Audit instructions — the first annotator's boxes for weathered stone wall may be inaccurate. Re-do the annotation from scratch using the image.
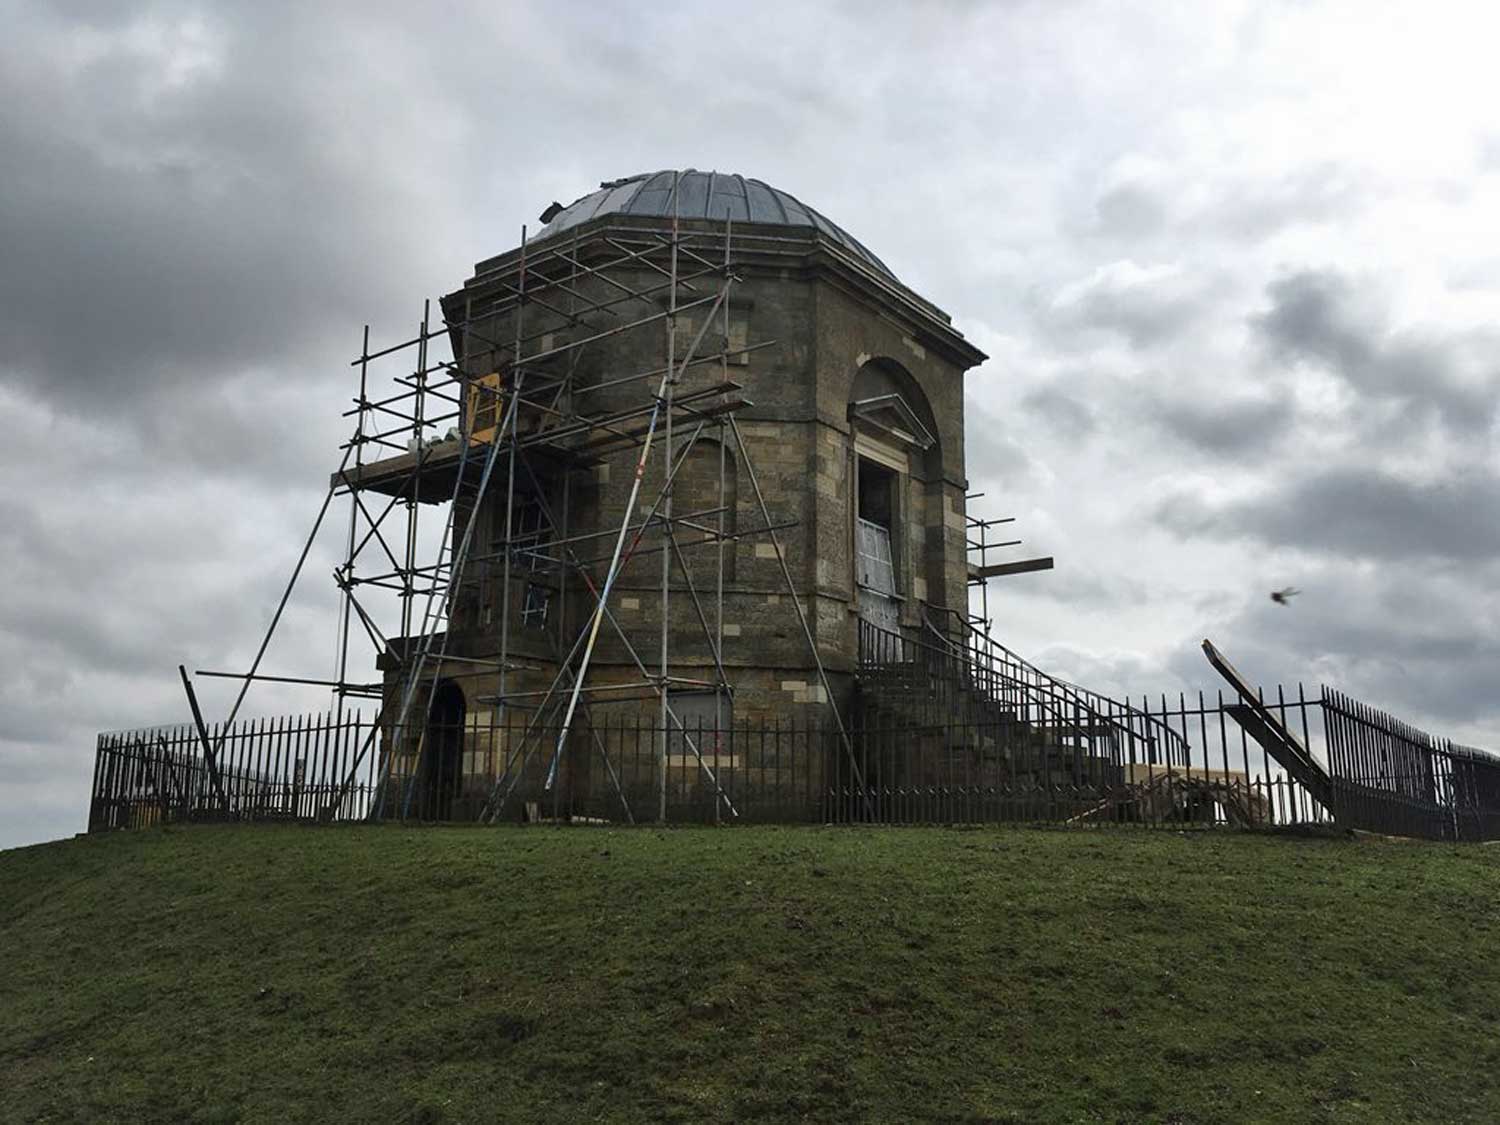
[382,213,984,813]
[810,277,974,619]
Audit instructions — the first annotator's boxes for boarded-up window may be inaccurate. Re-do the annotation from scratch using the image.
[466,372,505,443]
[856,519,896,595]
[666,691,736,771]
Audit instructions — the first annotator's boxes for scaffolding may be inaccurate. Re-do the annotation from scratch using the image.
[198,174,869,824]
[961,499,1053,639]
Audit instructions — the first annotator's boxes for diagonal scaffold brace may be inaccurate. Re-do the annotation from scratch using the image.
[728,412,873,818]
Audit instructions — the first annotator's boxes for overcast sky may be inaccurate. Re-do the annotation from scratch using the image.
[4,0,1499,849]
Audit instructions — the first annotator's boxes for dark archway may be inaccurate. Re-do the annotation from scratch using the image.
[422,680,466,820]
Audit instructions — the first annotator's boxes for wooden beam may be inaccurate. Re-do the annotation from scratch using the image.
[1202,639,1334,808]
[974,556,1054,580]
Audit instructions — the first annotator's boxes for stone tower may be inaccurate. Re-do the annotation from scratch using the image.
[356,170,986,817]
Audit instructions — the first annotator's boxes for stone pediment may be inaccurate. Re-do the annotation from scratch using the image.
[847,393,935,450]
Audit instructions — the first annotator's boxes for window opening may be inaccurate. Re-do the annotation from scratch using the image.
[855,458,898,594]
[855,457,902,646]
[494,493,553,574]
[857,457,894,529]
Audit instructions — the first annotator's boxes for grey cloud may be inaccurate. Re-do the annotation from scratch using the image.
[1209,164,1370,241]
[1089,163,1372,248]
[0,794,88,853]
[1164,565,1500,734]
[1020,369,1290,465]
[10,377,344,491]
[1025,644,1168,705]
[965,399,1037,487]
[996,566,1151,609]
[1045,262,1218,351]
[1092,182,1167,240]
[0,477,340,682]
[1148,393,1293,459]
[1252,269,1498,433]
[1254,270,1376,371]
[0,3,444,414]
[1021,386,1096,435]
[1156,465,1500,562]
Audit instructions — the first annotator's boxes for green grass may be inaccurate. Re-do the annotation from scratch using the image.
[3,825,1500,1123]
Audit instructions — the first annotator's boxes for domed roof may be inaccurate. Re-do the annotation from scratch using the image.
[535,170,895,281]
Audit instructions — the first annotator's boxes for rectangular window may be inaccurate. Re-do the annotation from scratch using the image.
[513,500,550,572]
[856,457,899,592]
[857,457,895,529]
[855,456,903,652]
[493,495,553,574]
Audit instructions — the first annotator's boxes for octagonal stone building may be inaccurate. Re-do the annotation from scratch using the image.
[356,170,988,818]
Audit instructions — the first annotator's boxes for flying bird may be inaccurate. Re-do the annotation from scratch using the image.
[1270,586,1301,605]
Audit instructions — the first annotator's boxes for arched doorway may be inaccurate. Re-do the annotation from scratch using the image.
[422,680,466,820]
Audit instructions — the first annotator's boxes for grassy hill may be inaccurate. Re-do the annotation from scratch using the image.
[3,825,1499,1123]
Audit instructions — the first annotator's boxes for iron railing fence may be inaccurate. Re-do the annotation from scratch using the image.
[1322,688,1500,841]
[859,615,1191,770]
[89,712,381,832]
[89,693,1336,832]
[89,683,1498,838]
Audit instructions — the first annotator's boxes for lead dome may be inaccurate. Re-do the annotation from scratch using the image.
[533,169,895,282]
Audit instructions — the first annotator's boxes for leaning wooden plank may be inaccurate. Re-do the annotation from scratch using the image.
[1203,639,1333,807]
[1223,702,1332,806]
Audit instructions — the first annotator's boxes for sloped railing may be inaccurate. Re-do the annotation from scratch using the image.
[851,607,1190,770]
